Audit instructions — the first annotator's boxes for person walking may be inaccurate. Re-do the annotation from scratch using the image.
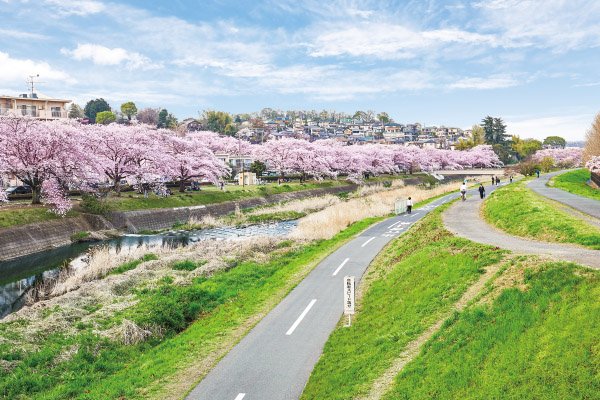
[536,169,540,178]
[491,175,495,186]
[478,183,485,199]
[496,176,500,185]
[509,175,513,183]
[406,197,413,214]
[460,182,467,201]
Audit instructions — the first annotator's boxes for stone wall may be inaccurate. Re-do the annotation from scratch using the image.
[0,215,110,262]
[108,185,358,233]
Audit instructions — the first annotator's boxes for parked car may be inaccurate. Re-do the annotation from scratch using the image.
[5,185,32,195]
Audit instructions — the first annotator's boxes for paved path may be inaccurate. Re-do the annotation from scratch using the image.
[443,183,600,269]
[527,170,600,219]
[186,193,458,400]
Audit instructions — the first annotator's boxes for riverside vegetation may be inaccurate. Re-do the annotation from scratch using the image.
[301,204,599,399]
[0,178,477,399]
[483,179,600,249]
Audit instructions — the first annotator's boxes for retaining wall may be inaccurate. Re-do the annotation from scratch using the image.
[0,214,111,262]
[108,185,358,233]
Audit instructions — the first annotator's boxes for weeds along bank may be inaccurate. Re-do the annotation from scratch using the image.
[483,179,600,249]
[301,205,600,400]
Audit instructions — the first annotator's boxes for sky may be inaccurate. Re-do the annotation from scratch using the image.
[1,0,599,140]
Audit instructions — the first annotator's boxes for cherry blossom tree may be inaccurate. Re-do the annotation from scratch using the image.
[161,133,229,191]
[531,147,583,168]
[0,117,92,213]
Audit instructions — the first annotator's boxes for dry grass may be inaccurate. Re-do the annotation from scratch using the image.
[291,181,461,240]
[3,236,286,348]
[248,194,341,216]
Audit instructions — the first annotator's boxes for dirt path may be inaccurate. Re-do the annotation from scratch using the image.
[360,260,505,400]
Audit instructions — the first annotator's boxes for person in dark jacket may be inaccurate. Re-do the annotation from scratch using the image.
[478,183,485,199]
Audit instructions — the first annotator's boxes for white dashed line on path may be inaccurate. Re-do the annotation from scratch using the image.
[234,394,246,400]
[332,258,350,276]
[361,237,375,247]
[286,299,317,336]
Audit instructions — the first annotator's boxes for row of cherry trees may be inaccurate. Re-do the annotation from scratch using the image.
[531,148,583,168]
[0,118,501,214]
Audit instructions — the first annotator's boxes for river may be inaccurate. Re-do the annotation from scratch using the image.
[0,220,297,318]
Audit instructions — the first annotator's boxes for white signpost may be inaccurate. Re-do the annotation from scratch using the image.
[344,276,355,327]
[394,199,407,215]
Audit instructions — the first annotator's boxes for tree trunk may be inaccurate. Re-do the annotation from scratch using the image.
[31,185,42,205]
[114,177,121,197]
[179,180,186,193]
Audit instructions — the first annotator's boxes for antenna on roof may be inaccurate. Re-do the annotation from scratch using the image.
[26,74,45,96]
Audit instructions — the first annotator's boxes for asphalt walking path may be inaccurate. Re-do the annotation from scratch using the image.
[527,170,600,219]
[186,193,458,400]
[443,182,600,270]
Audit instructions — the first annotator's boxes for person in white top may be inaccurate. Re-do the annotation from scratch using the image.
[460,183,467,201]
[406,197,413,214]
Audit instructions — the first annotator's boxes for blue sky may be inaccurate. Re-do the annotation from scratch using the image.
[1,0,599,140]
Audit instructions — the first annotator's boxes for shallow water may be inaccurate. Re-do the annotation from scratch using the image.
[0,220,297,318]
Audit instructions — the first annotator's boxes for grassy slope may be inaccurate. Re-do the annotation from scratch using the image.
[549,168,600,201]
[105,181,348,212]
[483,180,600,249]
[385,261,600,399]
[0,207,78,229]
[0,217,382,400]
[301,206,506,400]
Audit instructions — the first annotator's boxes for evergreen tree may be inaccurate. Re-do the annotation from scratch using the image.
[157,109,168,128]
[84,98,111,123]
[68,103,84,119]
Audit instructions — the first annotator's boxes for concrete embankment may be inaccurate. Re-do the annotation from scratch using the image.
[0,185,357,262]
[0,214,112,262]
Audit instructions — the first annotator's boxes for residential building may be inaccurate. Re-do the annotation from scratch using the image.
[0,92,70,119]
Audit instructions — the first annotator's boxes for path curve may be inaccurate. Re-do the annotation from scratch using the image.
[442,184,600,269]
[528,170,600,219]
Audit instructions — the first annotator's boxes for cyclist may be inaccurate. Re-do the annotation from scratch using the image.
[460,182,467,201]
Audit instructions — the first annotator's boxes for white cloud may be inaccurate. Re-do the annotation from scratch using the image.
[0,51,74,87]
[0,28,49,40]
[507,113,594,141]
[61,44,160,70]
[307,23,499,59]
[248,65,432,100]
[44,0,105,16]
[449,75,518,89]
[473,0,600,50]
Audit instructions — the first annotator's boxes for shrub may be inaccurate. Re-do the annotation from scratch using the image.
[70,231,90,242]
[80,194,111,215]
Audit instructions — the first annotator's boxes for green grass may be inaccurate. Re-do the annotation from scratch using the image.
[0,207,77,229]
[385,261,600,400]
[483,179,600,249]
[105,181,347,212]
[245,210,306,224]
[171,259,207,271]
[109,253,159,275]
[0,217,383,400]
[549,168,600,201]
[301,205,506,400]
